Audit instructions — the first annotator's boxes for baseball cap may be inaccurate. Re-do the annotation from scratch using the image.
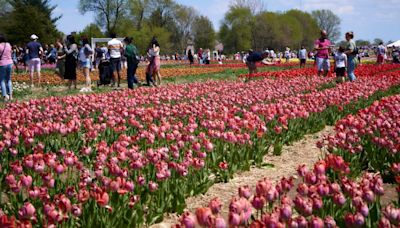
[30,34,39,40]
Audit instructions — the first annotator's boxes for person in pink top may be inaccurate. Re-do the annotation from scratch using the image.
[0,34,13,101]
[314,30,332,76]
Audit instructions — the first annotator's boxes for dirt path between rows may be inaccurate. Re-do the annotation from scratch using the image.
[150,126,335,227]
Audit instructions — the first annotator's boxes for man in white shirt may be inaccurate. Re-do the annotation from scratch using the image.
[108,33,123,87]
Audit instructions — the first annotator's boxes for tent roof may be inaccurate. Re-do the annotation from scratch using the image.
[387,40,400,47]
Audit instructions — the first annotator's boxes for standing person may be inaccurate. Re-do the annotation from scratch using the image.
[47,44,57,64]
[188,49,194,66]
[204,49,211,65]
[246,51,270,74]
[64,35,78,90]
[123,37,140,89]
[26,34,43,87]
[314,30,332,76]
[0,34,13,101]
[107,33,123,87]
[344,31,357,82]
[94,45,104,69]
[12,45,19,73]
[79,36,94,91]
[150,37,162,86]
[197,48,203,64]
[334,46,347,83]
[55,41,65,79]
[284,47,290,63]
[376,42,387,65]
[299,46,307,68]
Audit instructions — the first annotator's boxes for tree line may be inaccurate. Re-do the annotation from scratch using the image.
[0,0,388,55]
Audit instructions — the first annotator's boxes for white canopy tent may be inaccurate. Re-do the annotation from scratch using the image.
[387,40,400,47]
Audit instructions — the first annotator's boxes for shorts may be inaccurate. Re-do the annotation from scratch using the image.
[300,59,306,64]
[110,58,121,72]
[28,58,41,72]
[377,55,384,63]
[80,59,91,69]
[246,61,257,71]
[335,67,346,77]
[316,57,330,71]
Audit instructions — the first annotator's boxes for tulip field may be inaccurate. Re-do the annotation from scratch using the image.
[1,64,400,227]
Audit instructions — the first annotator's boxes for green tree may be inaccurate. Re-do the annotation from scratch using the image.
[251,12,280,50]
[219,6,253,53]
[286,10,320,49]
[3,0,61,44]
[355,39,371,47]
[77,23,105,40]
[192,16,216,49]
[79,0,127,36]
[373,38,384,45]
[311,9,341,42]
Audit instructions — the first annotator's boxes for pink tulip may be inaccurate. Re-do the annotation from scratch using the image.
[20,175,32,188]
[208,198,222,214]
[180,212,196,228]
[228,212,241,226]
[214,216,227,228]
[238,185,252,199]
[195,207,212,227]
[148,181,158,192]
[324,216,336,228]
[251,195,266,210]
[18,202,36,220]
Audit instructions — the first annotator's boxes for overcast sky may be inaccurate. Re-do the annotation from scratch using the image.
[52,0,399,42]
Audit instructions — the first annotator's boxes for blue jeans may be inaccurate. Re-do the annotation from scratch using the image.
[127,60,139,89]
[347,56,357,81]
[0,64,12,97]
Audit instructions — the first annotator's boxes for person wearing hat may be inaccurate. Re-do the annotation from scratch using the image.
[26,34,43,87]
[245,50,270,74]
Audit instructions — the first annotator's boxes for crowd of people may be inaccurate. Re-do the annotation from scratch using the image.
[1,29,400,101]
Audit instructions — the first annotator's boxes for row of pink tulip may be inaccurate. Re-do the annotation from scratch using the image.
[319,93,400,199]
[177,93,400,228]
[1,65,400,227]
[176,154,399,227]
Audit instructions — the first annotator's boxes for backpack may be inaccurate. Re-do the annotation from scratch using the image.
[84,45,93,57]
[353,46,359,55]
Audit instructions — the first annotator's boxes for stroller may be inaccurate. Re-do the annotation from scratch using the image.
[97,59,113,86]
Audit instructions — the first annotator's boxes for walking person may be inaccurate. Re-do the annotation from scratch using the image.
[79,37,94,92]
[26,34,43,87]
[334,46,347,83]
[64,35,78,90]
[299,46,307,68]
[107,33,123,87]
[344,32,357,82]
[123,37,140,89]
[376,42,387,65]
[314,30,332,76]
[0,34,13,101]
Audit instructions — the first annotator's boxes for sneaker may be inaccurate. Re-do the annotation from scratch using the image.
[4,95,10,101]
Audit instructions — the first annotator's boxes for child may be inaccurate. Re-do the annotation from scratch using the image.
[334,46,347,83]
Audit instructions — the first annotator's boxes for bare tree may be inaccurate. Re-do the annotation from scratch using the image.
[79,0,127,35]
[311,9,341,42]
[129,0,151,30]
[230,0,264,14]
[173,5,198,50]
